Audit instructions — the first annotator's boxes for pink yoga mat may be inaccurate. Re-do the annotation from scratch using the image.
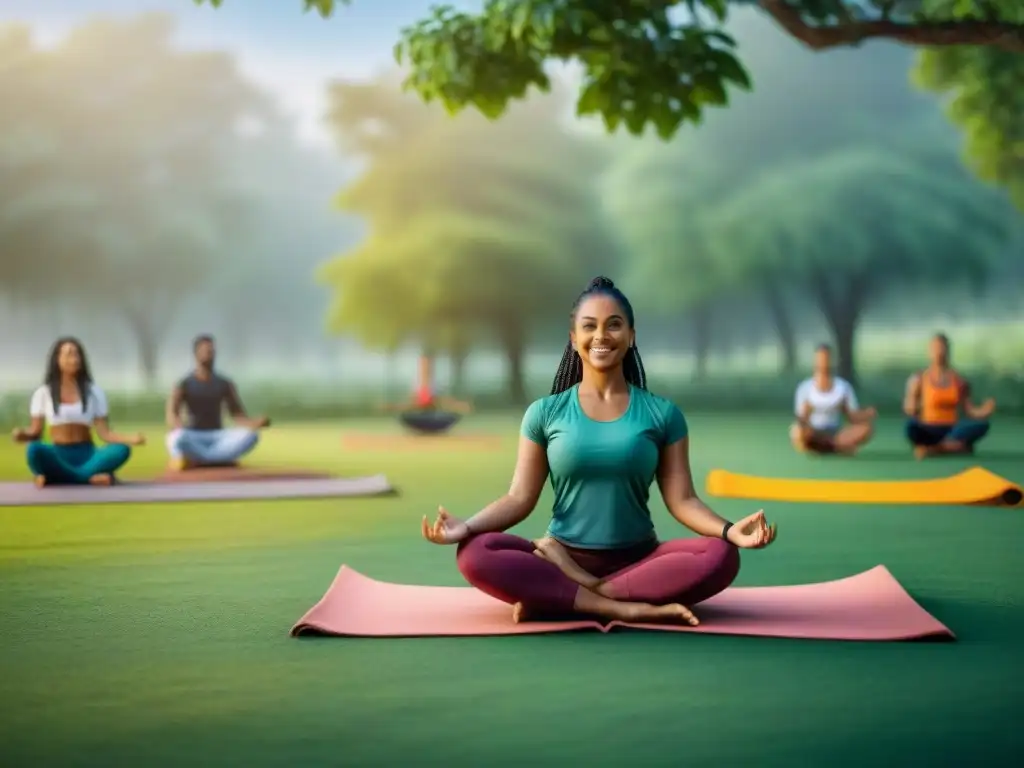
[291,565,954,642]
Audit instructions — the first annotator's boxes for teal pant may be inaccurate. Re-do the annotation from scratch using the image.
[26,441,131,485]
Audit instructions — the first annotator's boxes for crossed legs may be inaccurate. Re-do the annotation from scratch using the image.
[166,427,259,468]
[457,532,740,624]
[790,422,873,455]
[906,419,989,458]
[27,442,131,486]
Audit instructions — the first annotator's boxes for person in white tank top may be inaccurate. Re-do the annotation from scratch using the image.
[10,337,145,487]
[790,344,876,455]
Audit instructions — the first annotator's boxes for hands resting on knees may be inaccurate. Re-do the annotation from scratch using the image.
[422,506,778,550]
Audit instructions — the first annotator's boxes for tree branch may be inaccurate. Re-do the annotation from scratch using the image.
[758,1,1024,53]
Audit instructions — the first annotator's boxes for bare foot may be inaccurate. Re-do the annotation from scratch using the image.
[33,475,46,489]
[512,602,528,624]
[167,458,191,472]
[89,473,113,486]
[595,581,617,599]
[620,601,699,626]
[913,445,931,460]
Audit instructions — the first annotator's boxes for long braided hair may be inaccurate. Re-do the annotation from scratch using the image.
[550,276,648,395]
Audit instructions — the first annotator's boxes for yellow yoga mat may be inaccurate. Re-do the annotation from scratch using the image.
[705,466,1022,507]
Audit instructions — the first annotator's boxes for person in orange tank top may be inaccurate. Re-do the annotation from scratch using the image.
[903,333,995,459]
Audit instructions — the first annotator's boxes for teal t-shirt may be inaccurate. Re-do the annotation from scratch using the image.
[521,384,689,549]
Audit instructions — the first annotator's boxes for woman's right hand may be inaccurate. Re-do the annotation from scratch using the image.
[11,427,26,443]
[421,506,471,545]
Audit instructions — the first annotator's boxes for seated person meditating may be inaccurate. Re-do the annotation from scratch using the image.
[904,333,994,459]
[11,336,144,487]
[421,277,777,625]
[790,343,876,455]
[164,334,270,470]
[383,354,472,414]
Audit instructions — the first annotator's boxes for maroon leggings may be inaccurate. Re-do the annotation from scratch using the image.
[456,532,740,614]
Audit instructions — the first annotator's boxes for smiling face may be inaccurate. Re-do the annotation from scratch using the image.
[570,294,635,374]
[57,341,82,376]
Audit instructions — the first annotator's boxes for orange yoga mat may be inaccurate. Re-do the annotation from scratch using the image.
[290,565,954,642]
[706,466,1022,507]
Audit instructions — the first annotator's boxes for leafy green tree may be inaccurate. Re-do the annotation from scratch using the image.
[913,44,1024,211]
[0,25,98,296]
[320,77,615,402]
[705,146,1014,383]
[602,13,947,375]
[603,142,730,379]
[318,238,427,355]
[196,1,1024,205]
[43,14,271,386]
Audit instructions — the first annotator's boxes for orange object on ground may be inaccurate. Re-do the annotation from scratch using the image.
[705,466,1021,507]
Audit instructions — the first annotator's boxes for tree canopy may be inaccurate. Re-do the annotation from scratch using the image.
[195,1,1024,205]
[0,14,275,385]
[0,25,96,296]
[705,144,1015,382]
[912,45,1024,210]
[318,77,614,401]
[601,18,960,375]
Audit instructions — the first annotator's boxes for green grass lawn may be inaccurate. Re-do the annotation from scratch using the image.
[1,415,1022,767]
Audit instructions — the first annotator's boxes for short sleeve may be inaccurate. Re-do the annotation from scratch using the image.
[520,398,548,446]
[663,402,689,446]
[793,381,809,416]
[89,385,109,418]
[843,380,860,411]
[29,386,48,417]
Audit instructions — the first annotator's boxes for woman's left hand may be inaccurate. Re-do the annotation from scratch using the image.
[728,510,777,549]
[132,433,146,446]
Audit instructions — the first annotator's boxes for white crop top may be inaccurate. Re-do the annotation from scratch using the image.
[29,384,109,426]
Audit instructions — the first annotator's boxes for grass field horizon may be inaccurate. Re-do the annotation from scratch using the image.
[2,415,1022,766]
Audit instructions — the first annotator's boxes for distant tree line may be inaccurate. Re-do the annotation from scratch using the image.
[315,12,1020,399]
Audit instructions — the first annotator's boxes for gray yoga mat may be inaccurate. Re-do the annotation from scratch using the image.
[0,474,395,507]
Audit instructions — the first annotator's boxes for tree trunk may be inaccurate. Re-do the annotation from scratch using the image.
[762,279,797,374]
[449,345,468,395]
[808,267,872,386]
[690,305,712,380]
[497,322,527,404]
[122,305,162,391]
[383,351,396,402]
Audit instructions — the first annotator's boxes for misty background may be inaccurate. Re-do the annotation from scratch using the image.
[1,0,1021,413]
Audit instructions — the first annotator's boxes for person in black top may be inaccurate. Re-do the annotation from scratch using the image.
[164,334,270,470]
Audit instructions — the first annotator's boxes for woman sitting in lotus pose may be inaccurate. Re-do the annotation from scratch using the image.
[904,333,995,459]
[422,277,777,625]
[11,337,144,487]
